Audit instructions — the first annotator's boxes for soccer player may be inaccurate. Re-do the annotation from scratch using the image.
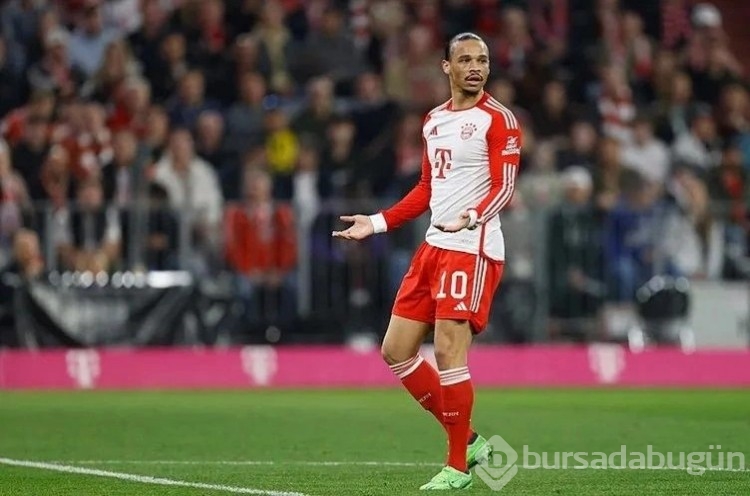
[332,32,521,490]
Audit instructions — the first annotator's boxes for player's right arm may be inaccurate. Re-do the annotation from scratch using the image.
[332,145,431,240]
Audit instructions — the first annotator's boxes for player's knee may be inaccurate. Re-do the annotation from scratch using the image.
[380,342,402,366]
[433,345,461,369]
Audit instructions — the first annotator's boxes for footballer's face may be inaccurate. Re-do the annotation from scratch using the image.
[443,39,490,96]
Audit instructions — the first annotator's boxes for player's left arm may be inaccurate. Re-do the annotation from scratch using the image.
[468,115,522,228]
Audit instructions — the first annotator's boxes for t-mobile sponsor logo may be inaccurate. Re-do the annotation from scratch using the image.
[240,346,278,386]
[65,350,100,389]
[587,343,626,384]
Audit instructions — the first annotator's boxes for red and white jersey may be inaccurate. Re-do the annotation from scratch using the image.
[370,92,522,261]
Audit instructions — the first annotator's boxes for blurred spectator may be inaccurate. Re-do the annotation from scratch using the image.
[10,114,49,201]
[153,128,223,273]
[58,176,121,272]
[292,76,338,146]
[2,228,45,279]
[383,24,444,108]
[0,228,44,344]
[556,120,599,170]
[302,6,364,94]
[101,130,144,206]
[190,0,233,103]
[531,79,575,140]
[494,191,537,343]
[166,70,220,129]
[653,70,694,143]
[0,37,23,117]
[385,111,423,199]
[350,72,400,195]
[292,143,323,232]
[57,101,113,181]
[25,6,61,68]
[251,0,295,95]
[716,83,750,152]
[529,0,568,63]
[264,107,299,197]
[597,64,636,143]
[491,7,534,82]
[320,115,359,198]
[672,103,721,173]
[224,168,297,322]
[706,139,749,221]
[154,126,222,221]
[39,145,71,209]
[143,104,170,160]
[685,3,743,103]
[620,115,671,184]
[107,76,152,138]
[605,172,664,301]
[593,136,624,211]
[648,48,679,104]
[127,0,169,78]
[121,183,180,270]
[660,0,693,50]
[148,31,189,101]
[195,110,233,172]
[81,38,141,102]
[2,89,55,146]
[102,0,143,34]
[1,0,45,47]
[26,28,85,99]
[518,140,564,210]
[67,0,118,78]
[547,166,605,335]
[229,34,265,99]
[619,10,655,91]
[0,140,30,267]
[225,72,267,155]
[662,167,725,279]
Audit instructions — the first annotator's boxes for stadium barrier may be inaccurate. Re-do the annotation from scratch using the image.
[1,345,749,389]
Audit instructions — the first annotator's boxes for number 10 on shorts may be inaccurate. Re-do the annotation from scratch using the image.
[436,270,468,299]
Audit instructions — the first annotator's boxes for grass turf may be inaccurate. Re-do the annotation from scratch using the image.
[0,389,748,495]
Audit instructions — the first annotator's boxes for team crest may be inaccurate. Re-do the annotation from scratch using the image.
[460,123,477,140]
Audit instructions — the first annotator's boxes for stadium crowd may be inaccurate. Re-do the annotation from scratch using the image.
[1,0,750,341]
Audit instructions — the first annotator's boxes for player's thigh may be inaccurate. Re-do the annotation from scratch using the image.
[381,315,432,365]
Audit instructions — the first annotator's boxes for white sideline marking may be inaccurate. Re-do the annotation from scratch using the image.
[53,460,750,473]
[0,457,308,496]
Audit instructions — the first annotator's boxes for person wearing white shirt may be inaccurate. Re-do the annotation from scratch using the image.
[620,116,671,184]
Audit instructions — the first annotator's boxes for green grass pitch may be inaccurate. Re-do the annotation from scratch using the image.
[1,389,749,495]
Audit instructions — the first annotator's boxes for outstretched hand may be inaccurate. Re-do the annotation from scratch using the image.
[332,215,375,240]
[434,211,472,233]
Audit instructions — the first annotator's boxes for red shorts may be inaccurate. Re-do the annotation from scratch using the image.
[392,242,504,333]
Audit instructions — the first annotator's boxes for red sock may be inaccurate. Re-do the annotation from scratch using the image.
[390,355,444,428]
[440,367,474,473]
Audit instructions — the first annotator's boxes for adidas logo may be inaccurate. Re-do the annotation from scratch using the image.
[453,302,468,311]
[429,126,438,136]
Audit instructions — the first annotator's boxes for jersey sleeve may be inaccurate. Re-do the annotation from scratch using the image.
[470,113,522,226]
[369,141,431,233]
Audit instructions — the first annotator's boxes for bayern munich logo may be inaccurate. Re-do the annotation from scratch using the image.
[460,123,477,140]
